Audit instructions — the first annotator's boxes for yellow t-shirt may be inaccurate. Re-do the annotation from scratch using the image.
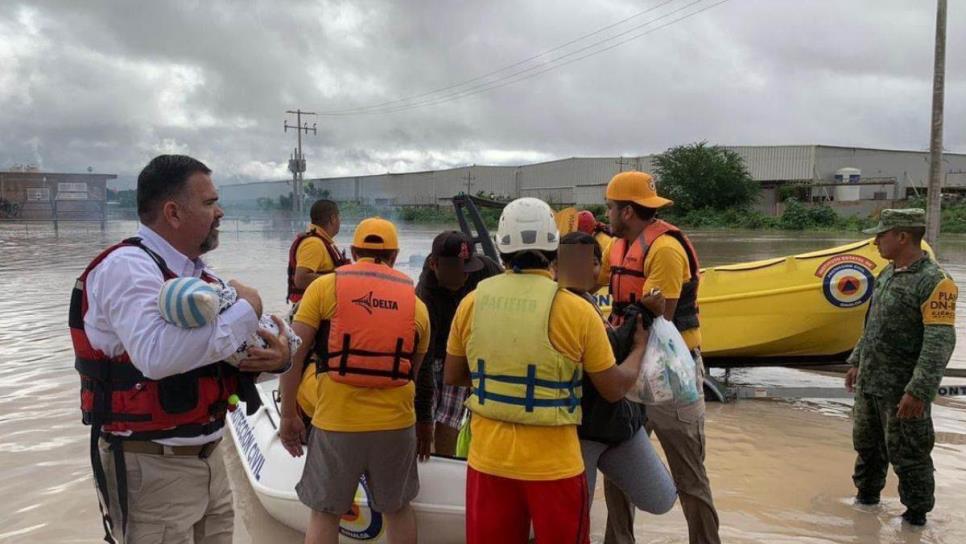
[447,270,615,481]
[595,231,614,289]
[294,259,430,432]
[641,234,702,350]
[295,225,337,273]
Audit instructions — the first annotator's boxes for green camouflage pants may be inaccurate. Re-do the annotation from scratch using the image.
[852,390,935,513]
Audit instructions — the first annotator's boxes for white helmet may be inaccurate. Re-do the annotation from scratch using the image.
[496,197,559,254]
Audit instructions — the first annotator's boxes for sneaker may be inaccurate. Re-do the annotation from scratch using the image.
[855,492,880,505]
[901,510,927,526]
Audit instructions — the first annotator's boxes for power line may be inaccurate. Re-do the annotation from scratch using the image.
[318,0,729,117]
[319,0,729,117]
[318,0,682,115]
[319,0,703,116]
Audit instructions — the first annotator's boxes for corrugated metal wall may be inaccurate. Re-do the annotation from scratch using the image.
[723,145,815,181]
[217,146,966,209]
[813,146,966,197]
[575,183,607,206]
[516,157,649,205]
[463,165,519,199]
[218,180,295,204]
[307,177,356,201]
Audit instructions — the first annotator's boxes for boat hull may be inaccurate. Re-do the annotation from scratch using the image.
[594,239,903,365]
[227,378,467,542]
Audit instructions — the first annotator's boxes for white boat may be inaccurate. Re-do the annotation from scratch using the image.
[227,377,467,543]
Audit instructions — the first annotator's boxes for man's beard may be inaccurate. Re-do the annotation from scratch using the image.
[200,225,219,254]
[610,215,627,237]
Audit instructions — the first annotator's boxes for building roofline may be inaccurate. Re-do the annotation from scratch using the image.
[719,143,966,157]
[222,144,966,187]
[0,171,117,179]
[813,144,966,157]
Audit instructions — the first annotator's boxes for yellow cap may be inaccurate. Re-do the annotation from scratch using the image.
[351,217,399,250]
[605,171,672,209]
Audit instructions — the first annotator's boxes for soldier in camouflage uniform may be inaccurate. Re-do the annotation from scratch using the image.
[844,208,958,526]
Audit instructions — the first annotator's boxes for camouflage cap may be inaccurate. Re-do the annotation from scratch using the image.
[862,208,927,235]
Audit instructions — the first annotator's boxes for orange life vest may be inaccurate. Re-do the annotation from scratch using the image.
[286,229,349,303]
[609,219,701,331]
[314,261,418,388]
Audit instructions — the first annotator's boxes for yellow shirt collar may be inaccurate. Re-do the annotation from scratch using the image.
[506,269,553,279]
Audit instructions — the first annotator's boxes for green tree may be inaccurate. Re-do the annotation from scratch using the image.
[305,182,330,200]
[278,192,293,210]
[779,198,811,230]
[652,142,759,213]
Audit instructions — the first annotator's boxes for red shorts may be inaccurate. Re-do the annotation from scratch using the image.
[466,466,590,544]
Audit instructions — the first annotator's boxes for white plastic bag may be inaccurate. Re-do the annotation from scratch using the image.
[625,317,700,405]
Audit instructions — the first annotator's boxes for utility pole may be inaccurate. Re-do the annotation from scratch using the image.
[616,156,635,172]
[464,167,475,195]
[926,0,947,243]
[284,109,317,216]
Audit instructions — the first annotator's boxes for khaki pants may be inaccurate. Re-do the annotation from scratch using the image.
[603,477,636,544]
[646,400,721,544]
[97,439,234,544]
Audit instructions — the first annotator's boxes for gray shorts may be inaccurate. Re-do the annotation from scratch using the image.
[296,425,419,515]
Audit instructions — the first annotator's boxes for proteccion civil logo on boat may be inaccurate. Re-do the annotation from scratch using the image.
[815,254,877,309]
[339,476,384,540]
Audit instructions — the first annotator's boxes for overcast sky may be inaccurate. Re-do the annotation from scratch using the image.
[1,0,964,188]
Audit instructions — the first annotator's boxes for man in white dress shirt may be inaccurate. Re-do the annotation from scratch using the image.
[70,155,290,543]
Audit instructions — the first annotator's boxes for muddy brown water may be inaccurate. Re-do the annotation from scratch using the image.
[1,220,963,543]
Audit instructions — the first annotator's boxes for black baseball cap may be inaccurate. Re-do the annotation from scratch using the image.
[430,231,484,272]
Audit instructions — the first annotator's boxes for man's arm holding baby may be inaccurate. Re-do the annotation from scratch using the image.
[88,252,285,379]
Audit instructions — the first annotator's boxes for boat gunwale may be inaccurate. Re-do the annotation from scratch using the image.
[227,389,468,520]
[703,239,874,274]
[792,239,872,260]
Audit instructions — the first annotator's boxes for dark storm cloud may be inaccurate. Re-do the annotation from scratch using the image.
[0,0,963,187]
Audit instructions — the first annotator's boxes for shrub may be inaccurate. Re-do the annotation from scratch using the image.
[779,199,812,230]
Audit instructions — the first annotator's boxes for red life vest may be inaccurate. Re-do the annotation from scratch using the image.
[608,220,701,332]
[314,261,418,388]
[70,238,238,440]
[286,229,349,303]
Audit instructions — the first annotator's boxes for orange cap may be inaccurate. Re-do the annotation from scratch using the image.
[605,171,672,209]
[352,217,399,250]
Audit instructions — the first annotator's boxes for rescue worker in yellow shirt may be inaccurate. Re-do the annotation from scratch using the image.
[279,217,431,544]
[286,199,350,423]
[286,199,349,305]
[605,171,720,544]
[444,197,657,544]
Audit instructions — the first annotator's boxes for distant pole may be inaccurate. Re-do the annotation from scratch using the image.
[926,0,947,243]
[616,156,634,172]
[465,167,475,195]
[285,109,317,216]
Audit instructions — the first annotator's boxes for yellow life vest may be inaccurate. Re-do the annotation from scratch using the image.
[465,273,582,426]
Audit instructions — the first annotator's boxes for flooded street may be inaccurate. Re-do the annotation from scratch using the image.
[1,220,964,543]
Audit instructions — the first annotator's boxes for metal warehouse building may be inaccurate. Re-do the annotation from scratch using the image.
[218,145,966,217]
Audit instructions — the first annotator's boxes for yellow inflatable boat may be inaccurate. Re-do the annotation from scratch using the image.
[594,238,914,366]
[697,239,891,364]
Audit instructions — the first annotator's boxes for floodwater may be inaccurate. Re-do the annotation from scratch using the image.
[1,219,964,544]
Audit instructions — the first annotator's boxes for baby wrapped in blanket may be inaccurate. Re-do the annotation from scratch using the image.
[157,277,301,365]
